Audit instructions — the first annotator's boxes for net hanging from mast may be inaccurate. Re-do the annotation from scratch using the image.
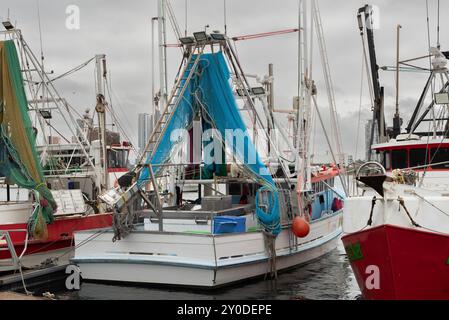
[139,52,281,235]
[0,40,56,240]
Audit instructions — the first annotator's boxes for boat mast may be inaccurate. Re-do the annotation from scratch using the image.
[393,24,402,138]
[296,0,312,194]
[95,54,108,191]
[151,16,158,131]
[157,0,168,115]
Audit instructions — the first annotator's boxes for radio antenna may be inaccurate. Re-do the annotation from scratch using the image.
[224,0,228,35]
[437,0,440,49]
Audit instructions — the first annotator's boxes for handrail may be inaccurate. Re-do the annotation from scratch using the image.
[356,161,387,180]
[0,228,29,265]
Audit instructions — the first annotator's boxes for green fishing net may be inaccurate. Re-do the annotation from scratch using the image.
[0,40,57,240]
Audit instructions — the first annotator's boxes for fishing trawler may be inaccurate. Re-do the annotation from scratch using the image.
[0,22,131,272]
[72,0,346,288]
[342,5,449,300]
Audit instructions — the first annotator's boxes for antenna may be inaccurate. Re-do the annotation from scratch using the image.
[184,0,188,37]
[224,0,228,35]
[36,0,47,116]
[393,24,402,138]
[437,0,440,49]
[36,0,44,60]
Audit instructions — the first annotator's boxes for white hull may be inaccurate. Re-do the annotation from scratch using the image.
[0,202,33,225]
[344,183,449,235]
[72,211,343,288]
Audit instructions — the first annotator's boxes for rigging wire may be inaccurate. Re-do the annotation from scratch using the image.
[425,0,435,98]
[355,48,365,160]
[104,77,138,155]
[419,120,449,186]
[48,57,95,83]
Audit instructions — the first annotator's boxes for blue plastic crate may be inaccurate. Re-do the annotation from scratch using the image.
[213,216,246,234]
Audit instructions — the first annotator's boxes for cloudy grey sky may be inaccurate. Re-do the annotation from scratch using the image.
[1,0,445,160]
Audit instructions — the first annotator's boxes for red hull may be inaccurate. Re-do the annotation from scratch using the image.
[342,225,449,300]
[0,213,112,260]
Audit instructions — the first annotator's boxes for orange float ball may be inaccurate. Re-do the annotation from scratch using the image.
[292,216,310,238]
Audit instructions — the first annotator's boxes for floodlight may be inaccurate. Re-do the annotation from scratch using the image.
[39,110,52,119]
[193,31,208,42]
[179,37,195,45]
[435,92,449,105]
[251,87,266,95]
[2,21,14,30]
[210,33,226,41]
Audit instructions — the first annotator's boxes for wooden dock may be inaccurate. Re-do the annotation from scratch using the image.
[0,291,46,300]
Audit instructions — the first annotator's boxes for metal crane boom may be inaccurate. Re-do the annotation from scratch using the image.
[357,4,387,155]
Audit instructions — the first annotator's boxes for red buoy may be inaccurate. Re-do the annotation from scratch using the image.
[292,216,310,238]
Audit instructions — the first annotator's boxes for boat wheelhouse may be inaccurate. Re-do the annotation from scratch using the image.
[372,136,449,172]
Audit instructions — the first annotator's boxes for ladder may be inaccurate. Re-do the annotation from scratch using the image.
[138,44,206,166]
[108,45,207,230]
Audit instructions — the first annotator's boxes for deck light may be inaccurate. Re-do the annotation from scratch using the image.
[179,37,195,45]
[193,31,208,42]
[434,92,449,105]
[39,110,52,119]
[251,87,266,95]
[210,32,226,41]
[2,21,14,30]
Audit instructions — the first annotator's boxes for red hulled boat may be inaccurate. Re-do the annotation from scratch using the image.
[343,5,449,300]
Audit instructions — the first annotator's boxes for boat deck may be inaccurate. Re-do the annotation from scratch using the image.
[0,249,70,290]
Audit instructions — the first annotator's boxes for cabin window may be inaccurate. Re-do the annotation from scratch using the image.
[391,149,408,169]
[431,148,449,169]
[409,148,428,168]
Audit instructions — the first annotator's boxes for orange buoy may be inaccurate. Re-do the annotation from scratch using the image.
[292,216,310,238]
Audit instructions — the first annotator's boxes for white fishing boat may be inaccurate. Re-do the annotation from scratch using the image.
[72,0,347,288]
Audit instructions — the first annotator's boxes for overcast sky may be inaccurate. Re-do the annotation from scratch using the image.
[0,0,445,160]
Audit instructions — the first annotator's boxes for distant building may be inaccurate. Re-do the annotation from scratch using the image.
[347,155,354,165]
[138,113,153,153]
